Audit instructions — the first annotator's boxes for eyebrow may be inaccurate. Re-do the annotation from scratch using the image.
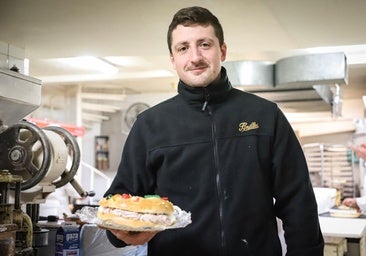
[174,37,215,49]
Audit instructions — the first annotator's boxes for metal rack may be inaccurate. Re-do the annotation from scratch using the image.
[303,143,356,199]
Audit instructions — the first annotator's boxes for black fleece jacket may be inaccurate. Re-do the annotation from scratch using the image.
[105,68,324,255]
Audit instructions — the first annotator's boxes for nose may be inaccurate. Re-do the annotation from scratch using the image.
[190,46,202,62]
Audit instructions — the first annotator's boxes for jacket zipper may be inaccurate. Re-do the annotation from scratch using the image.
[203,89,226,255]
[202,87,210,112]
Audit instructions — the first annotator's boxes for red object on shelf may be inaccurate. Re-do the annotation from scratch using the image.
[26,117,85,137]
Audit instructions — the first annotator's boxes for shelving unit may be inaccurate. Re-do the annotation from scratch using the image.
[303,143,356,199]
[95,136,109,170]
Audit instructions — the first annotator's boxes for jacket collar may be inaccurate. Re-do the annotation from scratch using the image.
[177,67,232,104]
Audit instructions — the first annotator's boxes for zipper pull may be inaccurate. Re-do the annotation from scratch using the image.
[202,101,208,111]
[202,89,209,111]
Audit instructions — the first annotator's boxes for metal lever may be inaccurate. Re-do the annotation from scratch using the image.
[69,178,88,198]
[69,178,95,198]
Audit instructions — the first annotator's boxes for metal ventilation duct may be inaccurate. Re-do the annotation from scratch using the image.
[223,52,348,113]
[275,52,348,87]
[223,60,274,90]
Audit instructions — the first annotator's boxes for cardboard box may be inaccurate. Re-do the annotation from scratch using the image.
[324,236,347,256]
[55,222,80,256]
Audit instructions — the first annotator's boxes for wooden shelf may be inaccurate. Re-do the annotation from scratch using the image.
[95,136,109,170]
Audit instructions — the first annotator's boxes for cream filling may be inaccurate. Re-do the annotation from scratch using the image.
[98,206,176,226]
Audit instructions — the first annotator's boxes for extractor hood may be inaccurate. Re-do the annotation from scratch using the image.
[223,52,348,114]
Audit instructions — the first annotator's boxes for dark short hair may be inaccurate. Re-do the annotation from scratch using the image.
[167,6,224,54]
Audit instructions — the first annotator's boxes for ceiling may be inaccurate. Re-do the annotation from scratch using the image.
[1,0,366,129]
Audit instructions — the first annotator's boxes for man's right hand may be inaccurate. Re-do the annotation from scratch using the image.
[108,229,158,246]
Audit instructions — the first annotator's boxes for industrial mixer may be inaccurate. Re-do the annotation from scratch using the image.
[0,67,89,255]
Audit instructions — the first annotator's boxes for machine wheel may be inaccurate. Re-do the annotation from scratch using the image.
[43,126,81,188]
[0,121,52,190]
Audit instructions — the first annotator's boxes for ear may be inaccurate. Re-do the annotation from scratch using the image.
[170,53,177,70]
[220,43,227,62]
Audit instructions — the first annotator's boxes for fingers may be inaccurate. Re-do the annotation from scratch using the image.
[351,143,366,160]
[342,198,355,207]
[109,229,158,246]
[342,198,360,211]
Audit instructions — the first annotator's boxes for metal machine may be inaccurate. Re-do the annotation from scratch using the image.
[0,69,89,255]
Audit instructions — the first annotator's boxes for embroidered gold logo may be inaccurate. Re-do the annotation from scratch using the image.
[238,121,259,132]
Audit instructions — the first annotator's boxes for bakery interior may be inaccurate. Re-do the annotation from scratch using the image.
[1,0,366,255]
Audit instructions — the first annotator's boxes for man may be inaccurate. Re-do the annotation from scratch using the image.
[342,142,366,211]
[104,6,324,255]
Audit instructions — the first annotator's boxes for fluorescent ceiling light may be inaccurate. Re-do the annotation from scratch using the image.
[39,69,174,84]
[104,56,151,67]
[56,56,119,74]
[81,93,126,101]
[82,112,109,121]
[82,102,122,112]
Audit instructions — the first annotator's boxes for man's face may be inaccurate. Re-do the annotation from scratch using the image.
[169,24,227,87]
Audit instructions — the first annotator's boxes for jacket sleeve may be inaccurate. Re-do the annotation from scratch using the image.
[103,117,155,247]
[356,197,366,212]
[271,108,324,255]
